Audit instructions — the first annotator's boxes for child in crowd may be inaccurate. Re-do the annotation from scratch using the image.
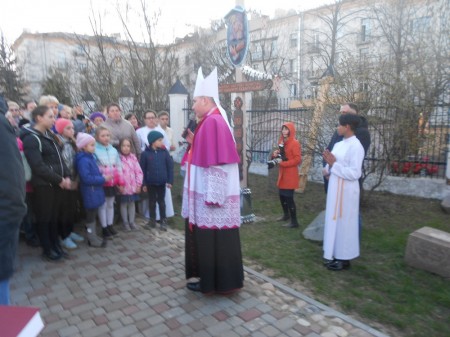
[118,138,143,231]
[75,133,108,248]
[94,125,123,239]
[55,118,84,249]
[140,131,173,231]
[89,112,106,136]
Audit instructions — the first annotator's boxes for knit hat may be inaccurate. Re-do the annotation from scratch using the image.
[90,112,106,122]
[76,132,95,150]
[55,118,73,134]
[147,130,164,146]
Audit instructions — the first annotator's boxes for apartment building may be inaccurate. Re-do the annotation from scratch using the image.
[12,0,447,107]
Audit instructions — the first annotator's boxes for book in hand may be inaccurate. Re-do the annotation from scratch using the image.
[0,305,44,337]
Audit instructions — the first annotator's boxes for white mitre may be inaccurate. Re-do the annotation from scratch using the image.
[193,67,233,133]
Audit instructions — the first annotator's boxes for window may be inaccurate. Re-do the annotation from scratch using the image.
[290,33,297,48]
[114,57,123,69]
[289,84,297,97]
[252,43,263,61]
[359,81,369,93]
[360,19,371,42]
[78,63,87,72]
[309,33,320,53]
[271,39,278,57]
[289,59,298,75]
[359,48,369,66]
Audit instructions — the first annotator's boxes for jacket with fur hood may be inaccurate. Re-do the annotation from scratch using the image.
[274,122,302,190]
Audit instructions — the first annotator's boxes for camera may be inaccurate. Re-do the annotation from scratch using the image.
[267,144,287,169]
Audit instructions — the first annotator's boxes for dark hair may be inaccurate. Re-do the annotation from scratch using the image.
[118,137,132,153]
[339,113,361,131]
[106,103,121,114]
[31,105,51,122]
[124,113,136,120]
[158,110,169,118]
[143,109,157,119]
[25,100,36,109]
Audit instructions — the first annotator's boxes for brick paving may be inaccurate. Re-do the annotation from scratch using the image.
[11,218,391,337]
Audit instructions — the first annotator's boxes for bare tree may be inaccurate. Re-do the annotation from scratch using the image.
[0,33,26,102]
[117,0,178,118]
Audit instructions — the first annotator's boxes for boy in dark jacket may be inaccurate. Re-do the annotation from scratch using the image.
[140,131,174,231]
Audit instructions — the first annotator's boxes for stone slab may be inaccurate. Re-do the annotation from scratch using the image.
[440,195,450,214]
[302,210,325,242]
[405,226,450,278]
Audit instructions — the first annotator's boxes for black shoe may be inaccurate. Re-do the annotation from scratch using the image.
[145,219,156,229]
[327,260,351,271]
[102,227,113,239]
[282,223,299,228]
[108,225,118,236]
[42,250,62,262]
[54,245,70,259]
[160,219,168,231]
[323,259,334,266]
[186,282,202,292]
[276,215,289,221]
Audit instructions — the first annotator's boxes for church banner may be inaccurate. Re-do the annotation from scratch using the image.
[225,6,249,67]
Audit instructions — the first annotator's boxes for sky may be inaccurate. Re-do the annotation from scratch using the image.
[1,0,332,45]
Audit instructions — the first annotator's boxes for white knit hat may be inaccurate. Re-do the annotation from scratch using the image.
[76,132,95,150]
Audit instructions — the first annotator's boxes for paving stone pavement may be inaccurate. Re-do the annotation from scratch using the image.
[11,218,391,337]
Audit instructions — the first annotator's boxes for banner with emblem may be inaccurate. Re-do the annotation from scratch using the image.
[225,6,249,67]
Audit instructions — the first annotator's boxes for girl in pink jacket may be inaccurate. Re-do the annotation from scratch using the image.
[118,138,143,231]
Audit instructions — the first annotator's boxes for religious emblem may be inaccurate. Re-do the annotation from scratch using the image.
[225,6,249,67]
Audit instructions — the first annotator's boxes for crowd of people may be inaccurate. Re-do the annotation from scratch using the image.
[3,96,177,265]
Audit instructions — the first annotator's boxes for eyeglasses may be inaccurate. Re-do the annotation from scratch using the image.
[9,109,20,112]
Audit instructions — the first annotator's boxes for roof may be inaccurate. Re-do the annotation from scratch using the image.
[168,79,189,95]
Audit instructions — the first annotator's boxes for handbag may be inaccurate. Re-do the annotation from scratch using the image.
[21,152,32,182]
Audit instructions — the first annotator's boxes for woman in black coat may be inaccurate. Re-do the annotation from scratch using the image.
[21,105,71,262]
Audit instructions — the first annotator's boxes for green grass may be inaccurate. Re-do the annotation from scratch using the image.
[169,164,450,337]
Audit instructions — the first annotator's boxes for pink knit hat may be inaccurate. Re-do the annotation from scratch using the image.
[55,118,73,134]
[76,132,95,150]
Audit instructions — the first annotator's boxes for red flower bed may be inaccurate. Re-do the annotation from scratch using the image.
[391,160,439,176]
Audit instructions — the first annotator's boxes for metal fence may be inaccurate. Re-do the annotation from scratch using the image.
[183,98,449,179]
[247,98,449,179]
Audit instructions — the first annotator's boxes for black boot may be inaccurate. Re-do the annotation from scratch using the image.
[277,195,289,221]
[102,227,113,239]
[283,197,299,228]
